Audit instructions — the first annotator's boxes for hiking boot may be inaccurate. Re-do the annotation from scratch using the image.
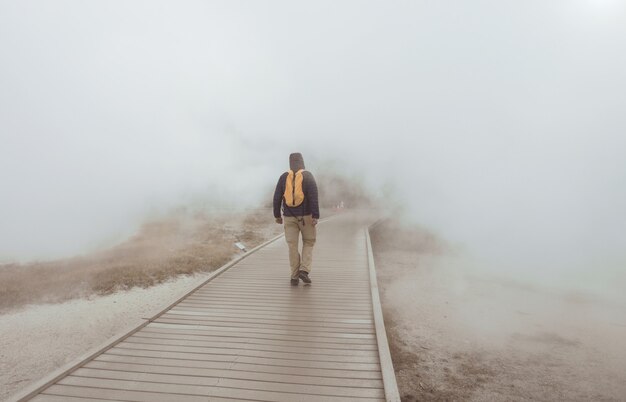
[298,270,312,285]
[290,278,299,286]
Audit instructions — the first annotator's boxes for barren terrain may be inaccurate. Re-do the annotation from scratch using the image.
[372,220,626,401]
[0,209,280,313]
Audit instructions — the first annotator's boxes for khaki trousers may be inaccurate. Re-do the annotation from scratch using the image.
[284,215,316,279]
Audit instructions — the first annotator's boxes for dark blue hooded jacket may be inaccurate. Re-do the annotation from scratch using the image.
[273,170,319,219]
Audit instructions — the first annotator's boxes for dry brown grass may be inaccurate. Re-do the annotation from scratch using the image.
[0,209,281,312]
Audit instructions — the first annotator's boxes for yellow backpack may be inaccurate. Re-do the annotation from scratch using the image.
[284,169,305,207]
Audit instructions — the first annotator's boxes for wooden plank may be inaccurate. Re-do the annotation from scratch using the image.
[196,288,371,297]
[114,341,379,363]
[30,395,113,402]
[167,310,373,323]
[154,316,375,334]
[174,302,373,316]
[221,257,368,262]
[106,346,381,371]
[210,268,370,274]
[42,385,207,402]
[168,297,373,310]
[124,338,378,356]
[178,300,373,313]
[190,291,373,302]
[200,276,372,282]
[71,368,385,398]
[168,305,374,320]
[201,282,371,290]
[95,353,232,370]
[180,295,372,305]
[58,377,383,402]
[196,288,371,295]
[179,301,373,313]
[185,297,372,308]
[146,322,376,340]
[85,360,384,389]
[133,331,379,350]
[166,308,372,319]
[206,281,372,288]
[107,346,235,362]
[164,312,373,326]
[140,326,378,346]
[124,335,379,356]
[186,293,373,304]
[95,354,383,379]
[156,315,373,331]
[203,277,371,285]
[166,309,374,325]
[178,295,372,306]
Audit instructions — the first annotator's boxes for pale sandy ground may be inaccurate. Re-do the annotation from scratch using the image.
[372,223,626,401]
[0,272,213,401]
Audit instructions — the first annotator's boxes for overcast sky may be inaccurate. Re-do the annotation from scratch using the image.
[1,1,625,297]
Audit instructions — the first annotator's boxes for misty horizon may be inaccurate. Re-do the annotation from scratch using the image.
[1,1,625,301]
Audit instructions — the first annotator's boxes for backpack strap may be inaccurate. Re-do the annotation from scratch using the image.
[282,170,306,226]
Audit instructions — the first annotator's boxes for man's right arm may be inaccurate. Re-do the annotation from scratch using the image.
[273,173,286,219]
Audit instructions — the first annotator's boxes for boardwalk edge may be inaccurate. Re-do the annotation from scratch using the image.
[366,224,401,402]
[8,231,286,402]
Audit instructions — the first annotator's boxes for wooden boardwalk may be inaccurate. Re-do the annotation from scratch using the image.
[13,214,399,402]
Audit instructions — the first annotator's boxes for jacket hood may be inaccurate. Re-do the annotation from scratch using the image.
[289,153,305,171]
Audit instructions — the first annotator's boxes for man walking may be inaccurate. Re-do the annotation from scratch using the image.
[273,152,319,286]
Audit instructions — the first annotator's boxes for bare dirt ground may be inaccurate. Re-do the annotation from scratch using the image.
[0,208,281,313]
[371,220,626,401]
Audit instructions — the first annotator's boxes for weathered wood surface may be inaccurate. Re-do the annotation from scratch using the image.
[17,214,399,401]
